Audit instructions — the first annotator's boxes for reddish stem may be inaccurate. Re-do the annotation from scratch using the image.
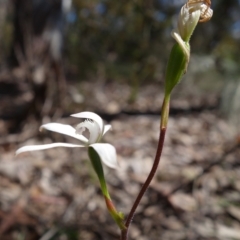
[120,97,169,240]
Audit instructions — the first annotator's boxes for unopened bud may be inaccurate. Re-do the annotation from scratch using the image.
[165,1,213,95]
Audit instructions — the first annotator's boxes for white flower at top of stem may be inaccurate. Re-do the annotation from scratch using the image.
[172,1,213,58]
[16,112,118,169]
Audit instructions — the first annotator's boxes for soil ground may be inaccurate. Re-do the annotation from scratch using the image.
[0,74,240,240]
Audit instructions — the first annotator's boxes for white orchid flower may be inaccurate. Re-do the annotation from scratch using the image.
[16,112,118,169]
[172,0,213,58]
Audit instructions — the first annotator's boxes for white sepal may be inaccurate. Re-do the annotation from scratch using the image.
[16,143,84,155]
[40,123,88,143]
[90,143,118,169]
[103,124,112,136]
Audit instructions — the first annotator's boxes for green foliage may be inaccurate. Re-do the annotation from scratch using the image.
[68,0,171,82]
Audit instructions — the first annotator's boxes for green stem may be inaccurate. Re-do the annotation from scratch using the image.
[161,94,170,129]
[88,147,125,230]
[88,147,110,198]
[121,95,170,240]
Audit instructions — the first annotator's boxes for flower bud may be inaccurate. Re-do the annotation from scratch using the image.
[165,1,213,95]
[177,3,201,42]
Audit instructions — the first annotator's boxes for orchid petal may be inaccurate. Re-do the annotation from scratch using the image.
[16,143,84,155]
[90,143,118,169]
[40,123,88,143]
[71,112,104,134]
[103,124,112,136]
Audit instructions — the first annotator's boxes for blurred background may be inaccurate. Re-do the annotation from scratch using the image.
[0,0,240,239]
